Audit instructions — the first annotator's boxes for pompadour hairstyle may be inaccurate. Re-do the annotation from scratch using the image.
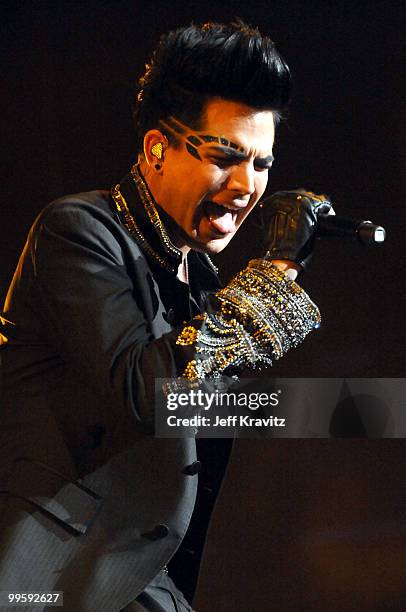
[133,20,292,153]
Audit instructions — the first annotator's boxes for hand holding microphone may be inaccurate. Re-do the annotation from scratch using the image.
[260,189,385,272]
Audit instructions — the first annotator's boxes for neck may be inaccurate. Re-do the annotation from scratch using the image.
[177,253,189,284]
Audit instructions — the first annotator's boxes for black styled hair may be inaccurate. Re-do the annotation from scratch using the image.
[133,20,292,153]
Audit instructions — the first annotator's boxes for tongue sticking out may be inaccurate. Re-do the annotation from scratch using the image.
[205,202,236,234]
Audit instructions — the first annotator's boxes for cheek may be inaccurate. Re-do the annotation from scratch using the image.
[255,173,269,198]
[201,163,230,188]
[190,168,227,203]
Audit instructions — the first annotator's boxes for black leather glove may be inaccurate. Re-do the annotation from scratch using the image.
[260,189,333,270]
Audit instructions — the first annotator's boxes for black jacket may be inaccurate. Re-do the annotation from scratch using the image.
[0,173,223,611]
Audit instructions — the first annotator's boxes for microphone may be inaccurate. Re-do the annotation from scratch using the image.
[317,215,386,245]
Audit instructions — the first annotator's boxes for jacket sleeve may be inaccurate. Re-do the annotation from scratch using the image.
[28,198,319,429]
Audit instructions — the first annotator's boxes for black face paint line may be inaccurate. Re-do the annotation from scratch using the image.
[183,133,246,162]
[186,135,203,147]
[185,142,202,161]
[159,117,247,163]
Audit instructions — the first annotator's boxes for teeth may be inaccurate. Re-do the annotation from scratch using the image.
[205,201,239,223]
[220,204,239,212]
[212,202,238,213]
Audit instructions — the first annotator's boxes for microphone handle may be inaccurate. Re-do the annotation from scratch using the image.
[317,214,386,245]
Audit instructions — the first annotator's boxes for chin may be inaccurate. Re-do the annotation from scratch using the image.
[201,236,234,255]
[184,228,236,254]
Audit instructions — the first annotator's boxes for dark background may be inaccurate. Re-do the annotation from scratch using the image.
[1,0,405,376]
[1,3,405,608]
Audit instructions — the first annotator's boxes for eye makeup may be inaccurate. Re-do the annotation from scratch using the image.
[159,116,273,169]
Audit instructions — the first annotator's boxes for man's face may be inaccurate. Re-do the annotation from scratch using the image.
[154,98,275,254]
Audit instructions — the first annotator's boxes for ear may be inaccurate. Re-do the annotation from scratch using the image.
[143,130,169,171]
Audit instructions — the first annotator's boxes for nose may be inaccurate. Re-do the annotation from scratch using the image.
[226,161,255,198]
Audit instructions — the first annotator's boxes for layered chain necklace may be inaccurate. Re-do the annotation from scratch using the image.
[111,164,181,274]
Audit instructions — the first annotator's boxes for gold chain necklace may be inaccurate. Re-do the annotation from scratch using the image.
[111,183,175,272]
[130,164,182,260]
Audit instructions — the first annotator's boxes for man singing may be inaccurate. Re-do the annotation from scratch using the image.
[0,21,331,611]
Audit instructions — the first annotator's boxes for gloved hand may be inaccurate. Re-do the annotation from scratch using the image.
[260,189,333,270]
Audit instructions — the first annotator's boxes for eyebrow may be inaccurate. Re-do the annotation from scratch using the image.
[206,145,275,168]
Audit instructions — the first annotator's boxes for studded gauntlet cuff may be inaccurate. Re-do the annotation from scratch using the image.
[175,259,320,384]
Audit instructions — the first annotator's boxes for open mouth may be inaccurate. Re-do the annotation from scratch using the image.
[203,201,239,235]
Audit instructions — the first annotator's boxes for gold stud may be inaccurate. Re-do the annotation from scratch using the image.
[151,142,164,160]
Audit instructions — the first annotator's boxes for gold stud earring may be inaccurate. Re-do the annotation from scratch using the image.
[151,142,164,160]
